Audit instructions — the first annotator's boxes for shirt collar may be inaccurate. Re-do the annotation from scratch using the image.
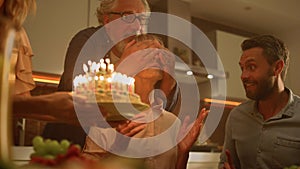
[281,87,295,117]
[252,87,295,119]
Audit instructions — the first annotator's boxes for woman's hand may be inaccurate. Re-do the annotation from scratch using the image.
[116,120,146,137]
[110,114,147,152]
[176,108,209,169]
[177,108,209,153]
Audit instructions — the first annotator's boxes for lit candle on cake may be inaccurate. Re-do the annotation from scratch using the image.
[83,63,89,76]
[73,76,79,91]
[100,58,104,64]
[105,58,110,72]
[129,78,135,93]
[108,64,114,73]
[105,58,110,65]
[73,75,88,94]
[99,59,105,72]
[91,62,97,73]
[111,72,119,92]
[88,60,92,66]
[94,75,99,90]
[100,62,106,72]
[106,77,112,90]
[112,73,120,92]
[96,63,100,73]
[98,75,105,92]
[82,75,88,90]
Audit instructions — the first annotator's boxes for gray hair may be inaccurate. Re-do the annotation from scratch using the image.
[96,0,150,25]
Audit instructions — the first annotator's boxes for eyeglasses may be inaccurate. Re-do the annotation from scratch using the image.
[108,12,150,25]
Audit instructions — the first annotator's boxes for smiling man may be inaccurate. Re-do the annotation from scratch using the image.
[219,35,300,169]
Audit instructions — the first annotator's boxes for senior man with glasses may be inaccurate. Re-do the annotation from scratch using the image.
[108,11,149,25]
[57,0,178,112]
[42,0,204,168]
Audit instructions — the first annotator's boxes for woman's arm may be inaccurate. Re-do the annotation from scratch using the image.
[13,92,80,124]
[176,108,209,169]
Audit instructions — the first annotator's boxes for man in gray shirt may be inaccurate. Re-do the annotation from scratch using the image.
[220,35,300,169]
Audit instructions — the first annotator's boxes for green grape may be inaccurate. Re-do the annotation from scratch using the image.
[33,141,45,152]
[35,144,47,156]
[31,136,47,157]
[44,139,52,145]
[60,139,71,150]
[32,136,44,148]
[43,139,54,154]
[48,140,64,155]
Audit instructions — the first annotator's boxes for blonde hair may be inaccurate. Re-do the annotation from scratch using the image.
[1,0,36,30]
[96,0,150,25]
[0,16,15,53]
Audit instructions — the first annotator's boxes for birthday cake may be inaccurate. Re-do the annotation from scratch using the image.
[73,58,149,120]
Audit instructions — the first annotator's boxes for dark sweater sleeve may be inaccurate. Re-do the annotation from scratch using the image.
[58,27,99,91]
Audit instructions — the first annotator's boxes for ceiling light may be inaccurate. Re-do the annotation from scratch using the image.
[207,74,214,79]
[186,70,193,76]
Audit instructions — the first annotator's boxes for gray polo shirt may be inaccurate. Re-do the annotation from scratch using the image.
[220,88,300,169]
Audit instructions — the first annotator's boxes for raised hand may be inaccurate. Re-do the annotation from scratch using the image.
[116,120,146,137]
[120,38,164,61]
[176,108,209,169]
[109,114,147,152]
[177,108,209,152]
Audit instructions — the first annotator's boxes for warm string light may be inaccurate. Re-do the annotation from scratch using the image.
[203,98,241,106]
[32,72,60,85]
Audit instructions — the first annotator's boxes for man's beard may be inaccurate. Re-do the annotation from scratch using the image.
[245,70,275,100]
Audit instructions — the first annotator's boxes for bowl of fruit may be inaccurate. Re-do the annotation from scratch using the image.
[24,136,146,169]
[26,136,96,168]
